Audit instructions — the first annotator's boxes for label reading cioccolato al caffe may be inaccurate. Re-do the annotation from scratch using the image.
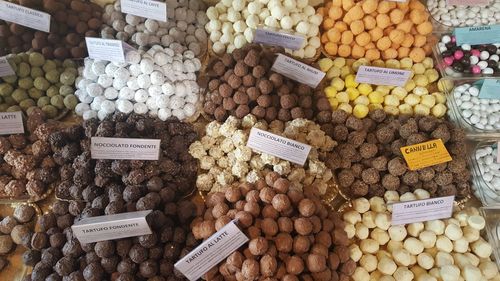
[91,137,161,160]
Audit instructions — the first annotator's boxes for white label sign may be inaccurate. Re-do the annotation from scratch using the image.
[271,54,325,88]
[0,0,51,32]
[85,38,134,63]
[391,196,455,225]
[0,57,15,77]
[175,221,249,281]
[247,128,311,166]
[355,66,412,87]
[91,137,161,160]
[254,28,305,50]
[121,0,167,22]
[0,112,24,135]
[72,210,152,244]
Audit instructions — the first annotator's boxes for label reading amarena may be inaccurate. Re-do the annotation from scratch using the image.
[271,54,325,88]
[454,25,500,45]
[0,1,51,32]
[479,79,500,99]
[447,0,489,5]
[400,139,452,171]
[253,28,305,50]
[355,66,412,87]
[0,112,24,135]
[247,128,311,166]
[72,210,152,244]
[175,221,249,281]
[85,38,130,62]
[91,137,160,160]
[391,196,455,225]
[0,57,14,77]
[121,0,167,22]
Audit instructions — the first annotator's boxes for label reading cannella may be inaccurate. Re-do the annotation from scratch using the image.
[391,196,455,225]
[175,221,249,281]
[246,128,311,166]
[400,139,452,171]
[454,25,500,45]
[271,54,325,88]
[91,137,161,160]
[0,56,15,77]
[0,112,24,135]
[121,0,167,22]
[0,0,51,32]
[253,28,305,50]
[355,66,412,87]
[72,210,152,244]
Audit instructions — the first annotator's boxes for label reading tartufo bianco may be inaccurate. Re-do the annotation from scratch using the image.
[91,137,161,160]
[391,196,455,225]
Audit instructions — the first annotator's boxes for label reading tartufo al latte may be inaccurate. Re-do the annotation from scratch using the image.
[91,137,161,160]
[0,112,24,135]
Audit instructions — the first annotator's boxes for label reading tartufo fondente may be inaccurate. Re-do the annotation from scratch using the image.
[246,127,312,166]
[391,196,455,225]
[0,56,15,77]
[175,221,249,281]
[91,137,161,160]
[0,0,51,32]
[271,54,325,88]
[121,0,167,22]
[253,28,305,50]
[72,210,152,244]
[355,66,412,87]
[454,25,500,45]
[0,112,24,135]
[85,38,134,62]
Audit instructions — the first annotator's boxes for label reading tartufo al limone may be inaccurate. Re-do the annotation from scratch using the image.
[391,196,455,225]
[91,137,161,160]
[0,57,15,77]
[355,66,412,87]
[121,0,167,22]
[85,38,132,62]
[454,24,500,45]
[175,221,249,281]
[246,127,312,166]
[72,210,152,244]
[271,54,325,88]
[478,79,500,99]
[0,0,51,32]
[400,139,452,171]
[253,28,305,50]
[0,112,24,135]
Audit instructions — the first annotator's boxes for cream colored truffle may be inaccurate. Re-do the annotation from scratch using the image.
[444,223,463,241]
[345,223,356,239]
[371,228,390,245]
[369,197,386,212]
[428,268,441,280]
[353,197,371,214]
[356,222,370,240]
[394,267,414,281]
[419,230,437,249]
[384,190,400,203]
[376,250,392,261]
[353,267,370,281]
[360,239,379,254]
[360,254,377,272]
[392,249,412,266]
[416,273,438,281]
[378,257,397,275]
[379,276,396,281]
[417,252,434,270]
[463,253,480,267]
[440,265,461,281]
[375,213,391,230]
[462,264,484,281]
[453,238,469,253]
[435,251,454,267]
[408,222,425,237]
[370,270,383,280]
[414,189,430,200]
[453,211,469,227]
[436,236,453,253]
[425,220,445,235]
[471,239,493,258]
[467,215,486,231]
[404,237,424,255]
[479,261,499,279]
[463,226,480,242]
[362,211,377,229]
[399,192,417,202]
[344,210,362,225]
[350,244,363,262]
[387,240,403,253]
[388,225,407,242]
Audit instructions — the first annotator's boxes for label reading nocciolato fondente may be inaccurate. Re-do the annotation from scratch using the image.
[91,137,161,160]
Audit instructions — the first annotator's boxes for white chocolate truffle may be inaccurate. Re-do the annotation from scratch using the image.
[435,251,454,267]
[392,249,412,266]
[408,222,425,237]
[355,223,369,240]
[388,225,407,242]
[462,226,480,242]
[479,261,499,279]
[344,223,356,239]
[360,254,377,272]
[360,239,379,254]
[462,264,483,281]
[425,220,446,235]
[369,197,386,212]
[353,198,370,214]
[386,240,403,253]
[394,267,414,281]
[343,210,362,225]
[352,267,370,281]
[371,228,390,245]
[362,211,377,229]
[445,224,463,241]
[375,213,391,230]
[436,236,453,253]
[417,252,434,270]
[404,237,424,255]
[377,257,397,275]
[440,265,460,281]
[350,244,363,262]
[419,230,437,249]
[467,215,486,230]
[453,238,469,253]
[471,239,493,258]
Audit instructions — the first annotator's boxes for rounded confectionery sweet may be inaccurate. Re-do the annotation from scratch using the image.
[0,0,102,58]
[437,34,500,76]
[324,109,470,199]
[345,192,500,281]
[192,173,354,281]
[427,0,500,27]
[319,0,434,62]
[474,144,500,204]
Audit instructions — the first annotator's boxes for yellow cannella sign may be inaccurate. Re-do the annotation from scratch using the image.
[400,139,452,171]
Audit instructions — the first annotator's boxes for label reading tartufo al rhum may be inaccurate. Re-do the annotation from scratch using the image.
[0,56,15,77]
[271,54,325,88]
[72,210,152,244]
[121,0,167,22]
[0,0,51,32]
[246,127,312,166]
[400,139,452,171]
[454,25,500,45]
[91,137,161,160]
[253,28,305,50]
[0,112,24,135]
[175,221,249,281]
[391,196,455,225]
[355,66,412,87]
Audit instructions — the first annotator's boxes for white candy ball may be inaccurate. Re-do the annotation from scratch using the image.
[116,99,134,114]
[133,102,148,114]
[158,108,172,121]
[75,103,90,116]
[104,88,119,100]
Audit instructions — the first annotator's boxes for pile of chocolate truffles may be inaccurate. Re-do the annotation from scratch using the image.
[323,109,470,199]
[0,0,102,58]
[203,45,316,122]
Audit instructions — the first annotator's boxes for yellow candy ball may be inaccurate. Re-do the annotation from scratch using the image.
[412,63,426,74]
[352,59,369,72]
[340,66,353,78]
[327,66,341,79]
[437,79,453,92]
[324,86,337,98]
[376,85,391,95]
[414,74,429,87]
[413,86,429,96]
[333,57,347,68]
[404,79,416,92]
[400,58,414,69]
[345,75,359,88]
[372,59,385,67]
[398,104,413,115]
[432,92,447,104]
[337,91,350,103]
[318,58,334,72]
[368,91,384,104]
[414,104,431,116]
[358,83,373,95]
[391,87,408,100]
[404,93,421,106]
[353,104,369,118]
[328,98,339,109]
[431,103,447,118]
[384,105,400,115]
[422,57,434,69]
[338,102,353,114]
[420,94,436,108]
[331,77,345,91]
[347,88,361,101]
[384,94,400,107]
[355,95,370,105]
[385,59,400,69]
[424,69,439,83]
[369,103,384,110]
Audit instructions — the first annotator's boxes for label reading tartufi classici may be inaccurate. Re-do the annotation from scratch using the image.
[478,79,500,99]
[121,0,167,22]
[271,54,325,88]
[0,57,15,77]
[85,38,131,62]
[72,210,152,244]
[0,112,24,135]
[175,221,249,281]
[91,137,161,160]
[253,28,305,50]
[355,66,412,87]
[0,0,51,32]
[246,128,312,166]
[391,196,455,225]
[454,25,500,45]
[400,139,452,171]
